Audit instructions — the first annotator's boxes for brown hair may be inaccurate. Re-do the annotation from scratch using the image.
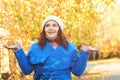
[38,26,68,49]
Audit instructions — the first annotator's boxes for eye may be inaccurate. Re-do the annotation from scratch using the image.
[45,24,50,27]
[53,24,57,27]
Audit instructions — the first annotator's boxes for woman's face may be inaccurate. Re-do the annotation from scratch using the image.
[44,20,59,40]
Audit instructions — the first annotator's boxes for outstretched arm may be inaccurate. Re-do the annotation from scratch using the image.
[71,46,99,76]
[3,44,34,75]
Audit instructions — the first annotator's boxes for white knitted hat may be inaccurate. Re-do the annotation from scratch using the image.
[42,15,64,31]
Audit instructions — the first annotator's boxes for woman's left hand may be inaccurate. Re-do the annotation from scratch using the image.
[82,46,100,53]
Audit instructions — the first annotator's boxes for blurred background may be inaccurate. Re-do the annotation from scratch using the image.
[0,0,120,80]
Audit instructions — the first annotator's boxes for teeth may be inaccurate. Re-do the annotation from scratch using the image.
[49,32,54,33]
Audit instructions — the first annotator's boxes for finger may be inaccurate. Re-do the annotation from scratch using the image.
[3,44,17,50]
[3,44,8,49]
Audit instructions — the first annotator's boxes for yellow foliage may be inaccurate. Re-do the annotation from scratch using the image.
[0,0,120,79]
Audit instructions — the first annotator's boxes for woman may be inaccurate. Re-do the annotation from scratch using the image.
[4,15,99,80]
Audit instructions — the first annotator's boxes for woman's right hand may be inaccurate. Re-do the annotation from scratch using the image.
[3,44,22,51]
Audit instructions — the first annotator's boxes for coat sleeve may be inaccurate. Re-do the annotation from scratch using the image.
[14,48,34,75]
[71,50,90,76]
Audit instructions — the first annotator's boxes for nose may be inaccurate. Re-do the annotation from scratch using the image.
[49,25,53,29]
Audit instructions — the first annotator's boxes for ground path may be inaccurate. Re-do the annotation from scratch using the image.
[79,58,120,80]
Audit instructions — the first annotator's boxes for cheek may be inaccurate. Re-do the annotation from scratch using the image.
[54,29,59,34]
[44,28,48,32]
[55,27,59,31]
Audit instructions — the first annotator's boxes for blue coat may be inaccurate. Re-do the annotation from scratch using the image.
[14,41,90,80]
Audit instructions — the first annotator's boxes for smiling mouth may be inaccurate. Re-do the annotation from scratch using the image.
[48,32,55,34]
